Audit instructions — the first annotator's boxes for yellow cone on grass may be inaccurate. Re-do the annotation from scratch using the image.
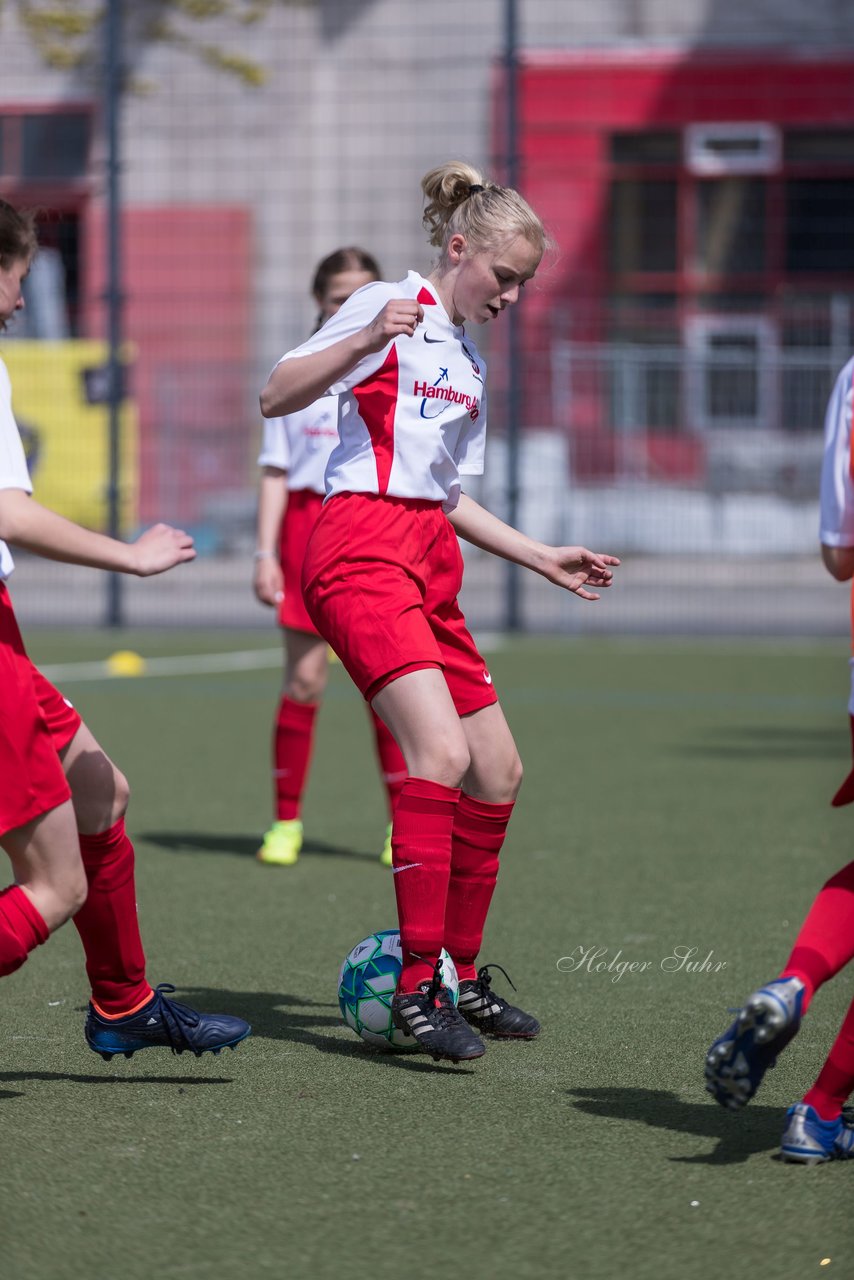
[105,650,146,677]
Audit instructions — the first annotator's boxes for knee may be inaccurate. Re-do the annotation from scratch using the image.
[72,761,129,834]
[506,753,524,799]
[468,749,523,803]
[489,753,523,802]
[111,769,130,822]
[284,673,326,703]
[416,742,471,789]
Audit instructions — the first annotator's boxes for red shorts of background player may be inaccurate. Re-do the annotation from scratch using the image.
[302,492,499,716]
[277,488,324,634]
[0,584,81,836]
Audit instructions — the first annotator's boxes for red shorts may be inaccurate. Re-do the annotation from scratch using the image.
[278,488,324,635]
[0,584,81,837]
[302,492,498,715]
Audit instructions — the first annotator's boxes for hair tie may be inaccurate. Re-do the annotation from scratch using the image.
[467,184,485,196]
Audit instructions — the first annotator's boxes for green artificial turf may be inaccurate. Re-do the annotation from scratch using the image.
[2,632,853,1279]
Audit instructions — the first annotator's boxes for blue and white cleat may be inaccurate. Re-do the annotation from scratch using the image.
[705,976,805,1110]
[781,1102,854,1164]
[85,983,251,1062]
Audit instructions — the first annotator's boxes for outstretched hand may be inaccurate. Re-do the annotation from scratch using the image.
[539,546,620,600]
[130,523,196,576]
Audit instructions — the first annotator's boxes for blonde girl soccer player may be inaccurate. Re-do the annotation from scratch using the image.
[0,199,249,1060]
[704,356,854,1163]
[261,162,619,1064]
[254,248,407,867]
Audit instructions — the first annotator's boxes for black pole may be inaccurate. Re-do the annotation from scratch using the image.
[504,0,522,631]
[104,0,123,627]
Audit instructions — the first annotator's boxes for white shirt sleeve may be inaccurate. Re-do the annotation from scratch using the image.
[0,359,33,495]
[275,281,399,395]
[819,358,854,546]
[456,385,488,477]
[257,416,289,470]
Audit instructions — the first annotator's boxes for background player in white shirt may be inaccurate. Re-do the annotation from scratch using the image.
[261,161,619,1064]
[0,199,249,1060]
[253,248,407,867]
[704,358,854,1162]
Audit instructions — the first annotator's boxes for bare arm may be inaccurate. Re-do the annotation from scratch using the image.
[259,299,423,418]
[822,543,854,582]
[0,488,195,576]
[253,467,287,606]
[448,492,620,601]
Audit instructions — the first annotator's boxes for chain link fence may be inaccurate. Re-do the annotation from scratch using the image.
[1,1,852,635]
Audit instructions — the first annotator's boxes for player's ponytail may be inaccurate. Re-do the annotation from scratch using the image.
[420,160,548,261]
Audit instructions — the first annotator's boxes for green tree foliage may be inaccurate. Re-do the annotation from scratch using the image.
[0,0,310,86]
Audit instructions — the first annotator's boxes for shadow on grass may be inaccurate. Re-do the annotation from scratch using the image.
[0,1071,234,1091]
[568,1086,783,1164]
[138,831,377,863]
[179,986,476,1077]
[676,725,845,761]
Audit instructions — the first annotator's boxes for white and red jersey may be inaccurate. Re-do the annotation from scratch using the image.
[258,397,339,495]
[820,356,854,548]
[0,357,33,580]
[275,271,487,512]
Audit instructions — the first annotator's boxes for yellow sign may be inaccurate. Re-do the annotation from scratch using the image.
[1,341,137,533]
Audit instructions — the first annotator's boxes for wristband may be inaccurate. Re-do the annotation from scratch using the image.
[253,549,276,560]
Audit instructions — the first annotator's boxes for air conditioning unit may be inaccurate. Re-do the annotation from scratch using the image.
[685,123,781,175]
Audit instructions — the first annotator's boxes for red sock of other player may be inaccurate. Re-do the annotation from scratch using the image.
[0,884,49,975]
[803,991,854,1120]
[443,794,514,982]
[369,708,407,817]
[781,861,854,1012]
[391,777,460,991]
[74,819,151,1016]
[273,696,318,821]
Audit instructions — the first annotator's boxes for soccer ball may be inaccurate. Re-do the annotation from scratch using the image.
[337,929,459,1051]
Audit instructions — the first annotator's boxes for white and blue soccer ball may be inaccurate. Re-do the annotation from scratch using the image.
[337,929,459,1051]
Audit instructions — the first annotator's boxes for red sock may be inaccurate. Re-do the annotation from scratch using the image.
[392,777,460,991]
[803,991,854,1120]
[444,794,514,982]
[369,708,407,817]
[273,696,318,821]
[781,861,854,1012]
[74,818,151,1015]
[0,885,49,976]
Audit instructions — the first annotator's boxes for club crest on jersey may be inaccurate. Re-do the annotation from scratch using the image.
[461,340,483,385]
[414,367,480,421]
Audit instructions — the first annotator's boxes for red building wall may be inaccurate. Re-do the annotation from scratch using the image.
[84,205,252,526]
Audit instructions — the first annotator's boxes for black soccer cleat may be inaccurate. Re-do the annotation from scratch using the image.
[85,983,251,1061]
[457,964,540,1039]
[392,968,486,1064]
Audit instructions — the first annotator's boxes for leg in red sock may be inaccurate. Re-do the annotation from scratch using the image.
[0,884,49,976]
[369,708,407,818]
[74,818,151,1016]
[781,861,854,1012]
[273,695,318,821]
[803,991,854,1121]
[445,794,540,1038]
[444,794,513,982]
[390,777,460,991]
